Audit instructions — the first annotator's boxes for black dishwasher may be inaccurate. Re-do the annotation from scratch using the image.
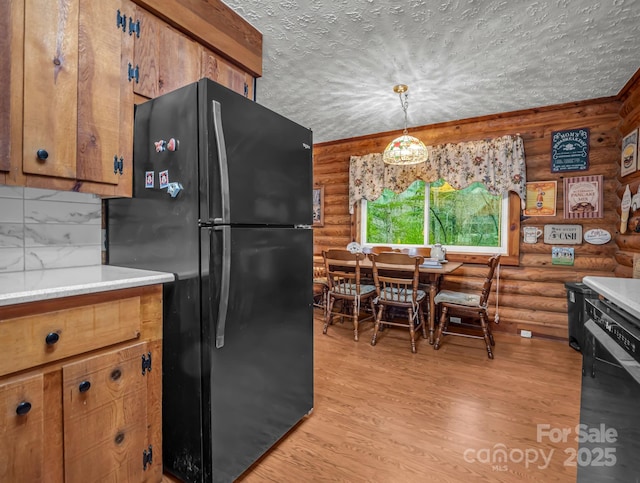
[578,298,640,482]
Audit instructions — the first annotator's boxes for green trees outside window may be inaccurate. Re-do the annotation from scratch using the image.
[363,180,504,249]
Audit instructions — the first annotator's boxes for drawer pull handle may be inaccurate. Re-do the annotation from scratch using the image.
[45,332,60,345]
[78,381,91,393]
[111,369,122,381]
[16,401,32,416]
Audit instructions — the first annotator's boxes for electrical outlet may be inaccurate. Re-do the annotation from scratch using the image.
[521,329,532,338]
[450,316,462,324]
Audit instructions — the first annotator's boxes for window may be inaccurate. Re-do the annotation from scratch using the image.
[360,180,509,254]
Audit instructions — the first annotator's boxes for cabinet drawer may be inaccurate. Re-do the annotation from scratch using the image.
[0,297,141,377]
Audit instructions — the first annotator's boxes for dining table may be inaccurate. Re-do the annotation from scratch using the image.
[313,255,462,344]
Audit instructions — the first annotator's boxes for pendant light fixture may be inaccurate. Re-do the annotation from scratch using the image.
[382,84,428,166]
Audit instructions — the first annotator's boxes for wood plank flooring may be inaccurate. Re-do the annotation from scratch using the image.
[167,310,583,482]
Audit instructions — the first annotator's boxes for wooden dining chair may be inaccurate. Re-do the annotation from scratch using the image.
[313,264,329,317]
[369,252,427,353]
[433,254,501,359]
[322,249,376,341]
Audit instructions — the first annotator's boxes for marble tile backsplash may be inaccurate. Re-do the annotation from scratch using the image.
[0,186,102,272]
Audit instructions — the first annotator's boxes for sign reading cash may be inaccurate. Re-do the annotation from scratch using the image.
[544,224,583,245]
[551,127,590,172]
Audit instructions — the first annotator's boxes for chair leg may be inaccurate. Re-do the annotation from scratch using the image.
[322,286,328,320]
[418,306,427,339]
[371,305,384,346]
[480,312,494,359]
[352,300,359,341]
[434,306,448,350]
[408,307,417,353]
[323,296,335,335]
[486,315,495,346]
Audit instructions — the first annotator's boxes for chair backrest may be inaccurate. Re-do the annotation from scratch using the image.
[366,245,396,254]
[322,249,367,296]
[398,247,433,257]
[479,254,501,307]
[369,252,424,304]
[313,265,326,280]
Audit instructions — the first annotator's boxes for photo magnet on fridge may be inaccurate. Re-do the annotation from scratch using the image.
[159,170,170,188]
[145,171,155,189]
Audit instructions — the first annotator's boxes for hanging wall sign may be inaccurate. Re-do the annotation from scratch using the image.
[544,224,582,245]
[551,128,590,172]
[584,228,612,245]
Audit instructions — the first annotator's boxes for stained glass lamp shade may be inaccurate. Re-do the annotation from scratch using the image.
[382,84,428,166]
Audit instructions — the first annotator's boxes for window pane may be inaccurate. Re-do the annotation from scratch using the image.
[366,181,425,244]
[429,180,502,247]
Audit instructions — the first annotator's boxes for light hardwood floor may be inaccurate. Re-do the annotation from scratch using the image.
[168,310,583,482]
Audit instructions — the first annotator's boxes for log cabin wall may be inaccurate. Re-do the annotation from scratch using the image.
[313,96,625,340]
[617,71,640,277]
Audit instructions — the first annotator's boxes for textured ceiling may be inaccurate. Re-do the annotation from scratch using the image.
[224,0,640,144]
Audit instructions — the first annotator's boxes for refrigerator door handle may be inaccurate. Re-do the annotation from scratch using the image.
[213,225,231,348]
[212,100,231,224]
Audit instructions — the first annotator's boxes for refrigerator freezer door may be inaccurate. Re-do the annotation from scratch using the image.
[202,225,314,482]
[199,78,313,226]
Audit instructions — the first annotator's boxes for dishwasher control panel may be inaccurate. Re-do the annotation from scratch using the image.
[586,298,640,361]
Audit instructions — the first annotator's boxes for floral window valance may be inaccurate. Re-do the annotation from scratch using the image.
[349,134,526,214]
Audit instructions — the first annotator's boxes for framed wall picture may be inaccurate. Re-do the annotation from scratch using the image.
[621,128,638,177]
[523,181,557,216]
[564,175,603,219]
[312,186,324,226]
[552,246,575,266]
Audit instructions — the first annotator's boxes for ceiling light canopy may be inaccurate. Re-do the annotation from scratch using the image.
[382,84,428,166]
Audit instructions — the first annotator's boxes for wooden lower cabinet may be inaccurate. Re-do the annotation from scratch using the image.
[0,373,45,481]
[0,285,163,483]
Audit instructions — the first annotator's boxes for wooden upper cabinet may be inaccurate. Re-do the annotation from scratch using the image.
[77,0,134,195]
[133,6,202,99]
[23,0,79,180]
[3,0,259,195]
[17,0,134,196]
[133,5,255,100]
[201,47,254,99]
[0,0,17,175]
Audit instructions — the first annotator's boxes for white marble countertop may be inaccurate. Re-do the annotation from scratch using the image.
[583,276,640,320]
[0,265,175,307]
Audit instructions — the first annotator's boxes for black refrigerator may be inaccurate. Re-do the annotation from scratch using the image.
[107,78,314,482]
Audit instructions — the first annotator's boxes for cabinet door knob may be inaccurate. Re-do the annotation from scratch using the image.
[78,380,91,393]
[45,332,60,345]
[36,149,49,161]
[16,401,32,416]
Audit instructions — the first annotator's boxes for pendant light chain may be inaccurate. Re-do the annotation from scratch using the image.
[399,91,409,135]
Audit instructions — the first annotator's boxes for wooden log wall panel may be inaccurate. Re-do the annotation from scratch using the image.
[617,70,640,272]
[313,96,625,340]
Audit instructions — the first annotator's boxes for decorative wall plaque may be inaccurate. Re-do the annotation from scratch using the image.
[564,175,603,219]
[621,129,638,177]
[583,228,612,245]
[551,128,590,172]
[523,181,557,216]
[543,224,582,245]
